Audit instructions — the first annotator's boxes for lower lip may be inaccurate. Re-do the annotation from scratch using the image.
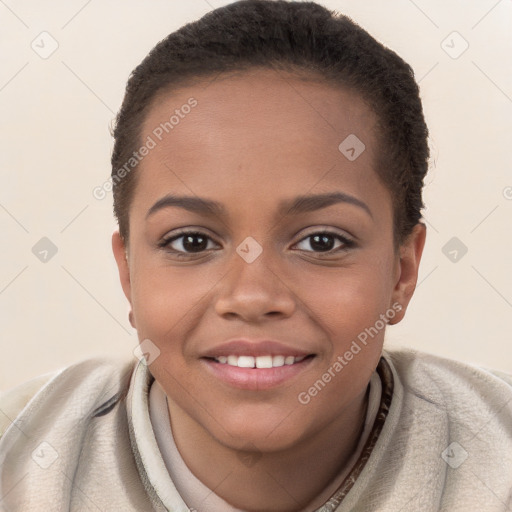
[201,357,315,390]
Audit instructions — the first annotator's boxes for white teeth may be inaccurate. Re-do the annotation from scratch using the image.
[237,356,255,368]
[214,355,308,368]
[272,355,285,367]
[255,355,273,368]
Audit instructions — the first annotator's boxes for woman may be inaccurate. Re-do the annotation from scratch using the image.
[1,1,511,510]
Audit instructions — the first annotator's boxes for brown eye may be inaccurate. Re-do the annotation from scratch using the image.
[160,231,219,256]
[294,231,354,253]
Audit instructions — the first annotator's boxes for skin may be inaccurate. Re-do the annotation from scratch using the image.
[112,68,426,511]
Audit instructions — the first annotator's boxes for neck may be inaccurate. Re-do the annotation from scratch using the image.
[167,385,370,512]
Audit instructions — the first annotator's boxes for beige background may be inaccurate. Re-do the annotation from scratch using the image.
[1,0,511,391]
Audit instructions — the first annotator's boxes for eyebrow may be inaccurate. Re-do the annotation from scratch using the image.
[146,191,372,219]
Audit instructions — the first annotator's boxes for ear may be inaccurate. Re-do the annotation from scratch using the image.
[389,223,426,325]
[112,230,136,328]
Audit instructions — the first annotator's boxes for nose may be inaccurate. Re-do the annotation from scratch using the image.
[214,246,296,323]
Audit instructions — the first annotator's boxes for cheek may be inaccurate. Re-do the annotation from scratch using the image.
[291,262,393,420]
[293,257,396,336]
[130,256,223,344]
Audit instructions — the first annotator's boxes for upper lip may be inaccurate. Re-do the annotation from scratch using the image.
[201,339,314,359]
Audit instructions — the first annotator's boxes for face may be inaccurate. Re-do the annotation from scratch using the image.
[113,68,425,453]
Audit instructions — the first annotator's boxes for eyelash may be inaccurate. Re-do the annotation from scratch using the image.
[158,229,355,258]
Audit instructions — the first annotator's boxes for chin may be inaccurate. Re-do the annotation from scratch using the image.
[208,406,310,453]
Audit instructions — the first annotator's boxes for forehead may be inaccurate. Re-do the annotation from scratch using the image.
[142,68,377,150]
[134,68,386,215]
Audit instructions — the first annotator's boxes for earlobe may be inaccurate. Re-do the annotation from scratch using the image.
[112,230,132,306]
[128,310,136,329]
[389,223,426,325]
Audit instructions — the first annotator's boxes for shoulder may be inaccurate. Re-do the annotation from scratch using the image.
[382,345,512,389]
[382,345,512,419]
[375,346,512,507]
[0,356,137,439]
[0,371,58,437]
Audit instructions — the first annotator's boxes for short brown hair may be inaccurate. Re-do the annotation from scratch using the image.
[111,0,429,245]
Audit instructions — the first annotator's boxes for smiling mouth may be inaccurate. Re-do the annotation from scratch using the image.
[202,353,316,389]
[207,354,314,368]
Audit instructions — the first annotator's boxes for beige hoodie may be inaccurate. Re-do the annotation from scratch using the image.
[0,347,511,512]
